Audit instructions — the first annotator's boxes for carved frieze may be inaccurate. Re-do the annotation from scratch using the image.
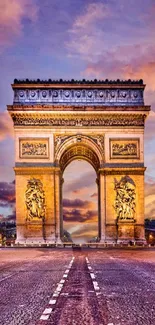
[91,135,104,155]
[110,138,140,159]
[19,138,49,159]
[54,135,70,154]
[13,88,144,106]
[12,113,145,127]
[114,176,136,222]
[25,178,45,221]
[54,134,104,156]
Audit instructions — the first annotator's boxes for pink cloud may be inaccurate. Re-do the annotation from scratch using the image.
[0,0,38,50]
[66,2,111,59]
[123,62,155,92]
[73,2,110,28]
[84,43,155,95]
[91,192,97,198]
[145,110,155,133]
[145,180,155,219]
[0,111,14,141]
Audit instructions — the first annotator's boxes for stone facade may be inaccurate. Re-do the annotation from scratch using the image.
[8,79,150,244]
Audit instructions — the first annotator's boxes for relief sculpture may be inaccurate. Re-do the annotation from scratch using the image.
[112,143,137,156]
[20,138,49,158]
[13,114,145,127]
[54,134,104,156]
[25,178,45,221]
[110,139,139,159]
[114,176,136,222]
[22,142,47,156]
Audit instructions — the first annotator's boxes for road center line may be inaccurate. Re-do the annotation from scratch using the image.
[39,256,74,321]
[86,257,101,295]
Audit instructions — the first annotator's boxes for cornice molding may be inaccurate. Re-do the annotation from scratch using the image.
[7,104,151,112]
[99,167,146,175]
[14,166,61,175]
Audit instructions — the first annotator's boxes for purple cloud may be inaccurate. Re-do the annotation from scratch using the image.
[0,0,38,52]
[63,208,98,223]
[64,170,96,193]
[63,198,94,209]
[0,181,15,208]
[0,111,14,141]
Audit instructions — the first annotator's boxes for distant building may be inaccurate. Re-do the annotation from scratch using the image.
[145,219,155,244]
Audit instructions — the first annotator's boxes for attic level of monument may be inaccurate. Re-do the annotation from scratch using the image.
[11,79,146,108]
[8,78,150,245]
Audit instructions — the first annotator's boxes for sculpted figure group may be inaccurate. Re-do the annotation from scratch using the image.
[114,176,136,221]
[25,178,45,221]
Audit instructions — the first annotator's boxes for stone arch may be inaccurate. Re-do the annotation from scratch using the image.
[59,144,100,173]
[55,135,103,172]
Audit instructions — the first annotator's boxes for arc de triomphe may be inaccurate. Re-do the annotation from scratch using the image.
[8,79,150,245]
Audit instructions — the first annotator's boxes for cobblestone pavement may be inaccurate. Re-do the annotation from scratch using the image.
[0,248,155,325]
[0,248,73,325]
[37,252,108,325]
[87,249,155,325]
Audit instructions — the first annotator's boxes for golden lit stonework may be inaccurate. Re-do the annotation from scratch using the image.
[8,79,150,245]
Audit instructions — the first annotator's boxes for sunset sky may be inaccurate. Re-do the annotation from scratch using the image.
[0,0,155,242]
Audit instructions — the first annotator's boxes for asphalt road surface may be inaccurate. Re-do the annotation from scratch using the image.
[0,248,155,325]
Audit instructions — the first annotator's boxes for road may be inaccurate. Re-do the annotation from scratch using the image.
[0,248,155,325]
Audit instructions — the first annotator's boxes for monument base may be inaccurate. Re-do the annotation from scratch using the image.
[117,221,135,243]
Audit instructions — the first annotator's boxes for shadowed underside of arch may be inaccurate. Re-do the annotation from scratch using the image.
[59,144,100,173]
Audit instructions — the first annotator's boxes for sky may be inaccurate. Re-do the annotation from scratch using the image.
[0,0,155,242]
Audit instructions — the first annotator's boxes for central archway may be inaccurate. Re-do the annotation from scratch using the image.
[62,160,98,243]
[55,136,102,242]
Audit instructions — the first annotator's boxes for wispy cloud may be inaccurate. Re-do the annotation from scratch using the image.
[90,192,97,198]
[84,43,155,88]
[63,197,97,223]
[63,208,98,223]
[64,222,98,243]
[63,198,94,209]
[145,179,155,219]
[0,181,15,208]
[66,2,111,60]
[64,170,96,194]
[0,111,14,141]
[0,0,38,51]
[145,111,155,140]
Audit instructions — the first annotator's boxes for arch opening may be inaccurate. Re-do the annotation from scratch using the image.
[59,143,100,173]
[62,160,99,244]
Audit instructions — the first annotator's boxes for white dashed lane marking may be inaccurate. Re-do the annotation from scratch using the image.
[86,257,101,295]
[39,256,75,321]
